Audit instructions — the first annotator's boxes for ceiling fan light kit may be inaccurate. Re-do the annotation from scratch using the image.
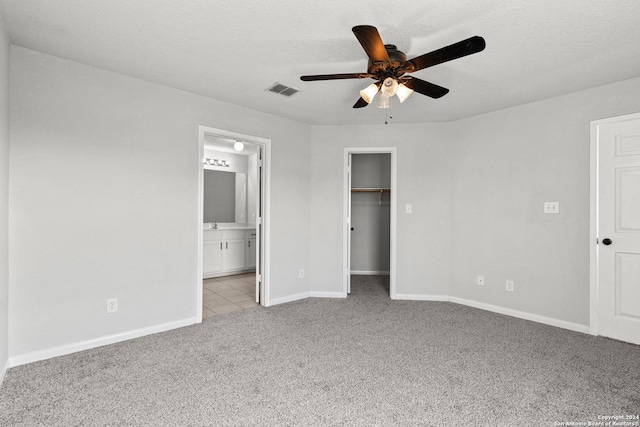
[359,79,413,108]
[396,84,414,103]
[378,94,392,109]
[359,83,379,104]
[300,25,486,110]
[381,77,399,97]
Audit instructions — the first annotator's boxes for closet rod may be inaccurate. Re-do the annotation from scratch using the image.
[351,188,390,205]
[350,188,391,193]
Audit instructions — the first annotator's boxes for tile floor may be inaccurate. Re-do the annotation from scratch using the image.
[202,272,258,318]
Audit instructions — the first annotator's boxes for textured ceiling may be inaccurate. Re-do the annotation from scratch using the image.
[1,0,639,125]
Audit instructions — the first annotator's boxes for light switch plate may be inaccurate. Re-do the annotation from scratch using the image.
[405,204,412,214]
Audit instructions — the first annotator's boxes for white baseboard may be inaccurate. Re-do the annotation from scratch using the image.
[266,292,310,307]
[393,293,449,301]
[6,293,591,369]
[449,296,590,334]
[9,317,199,368]
[302,290,587,335]
[350,271,390,276]
[310,291,346,298]
[0,357,9,386]
[203,268,255,279]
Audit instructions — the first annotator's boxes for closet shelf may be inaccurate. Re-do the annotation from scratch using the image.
[351,188,390,205]
[350,188,391,193]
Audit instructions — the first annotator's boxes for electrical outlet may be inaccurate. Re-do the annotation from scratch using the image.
[477,275,485,286]
[506,280,514,292]
[544,202,559,214]
[107,298,118,313]
[298,269,305,279]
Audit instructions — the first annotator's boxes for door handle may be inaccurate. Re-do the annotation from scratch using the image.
[351,227,354,231]
[602,238,613,245]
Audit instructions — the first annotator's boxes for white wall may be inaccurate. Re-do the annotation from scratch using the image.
[0,13,10,379]
[310,76,640,328]
[9,47,310,360]
[449,76,640,326]
[7,41,640,365]
[309,123,451,297]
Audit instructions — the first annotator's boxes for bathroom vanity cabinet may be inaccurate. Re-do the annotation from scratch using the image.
[246,231,256,269]
[203,228,256,278]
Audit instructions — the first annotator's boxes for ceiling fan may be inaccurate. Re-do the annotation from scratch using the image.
[300,25,485,109]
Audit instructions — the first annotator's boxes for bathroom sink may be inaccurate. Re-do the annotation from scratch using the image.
[216,223,241,229]
[203,223,256,230]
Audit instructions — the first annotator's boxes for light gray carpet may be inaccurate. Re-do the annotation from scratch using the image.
[1,275,639,426]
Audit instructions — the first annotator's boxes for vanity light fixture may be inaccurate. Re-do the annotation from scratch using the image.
[233,141,245,152]
[203,158,230,167]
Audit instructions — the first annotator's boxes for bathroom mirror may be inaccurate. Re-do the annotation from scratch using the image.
[203,170,247,223]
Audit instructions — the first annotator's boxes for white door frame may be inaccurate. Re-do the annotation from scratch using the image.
[343,147,397,298]
[197,126,272,320]
[589,111,640,336]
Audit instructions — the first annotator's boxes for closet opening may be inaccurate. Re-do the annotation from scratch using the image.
[343,148,397,299]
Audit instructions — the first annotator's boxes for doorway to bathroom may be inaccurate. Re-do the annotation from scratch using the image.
[197,126,270,320]
[343,148,397,299]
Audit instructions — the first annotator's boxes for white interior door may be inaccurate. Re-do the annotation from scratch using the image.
[596,114,640,345]
[256,145,264,304]
[346,153,352,294]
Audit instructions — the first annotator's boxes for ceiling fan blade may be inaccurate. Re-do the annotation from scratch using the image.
[352,25,391,63]
[403,36,485,72]
[300,73,371,81]
[353,97,369,108]
[402,77,449,99]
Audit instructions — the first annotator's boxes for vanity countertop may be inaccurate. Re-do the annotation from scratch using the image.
[203,223,256,231]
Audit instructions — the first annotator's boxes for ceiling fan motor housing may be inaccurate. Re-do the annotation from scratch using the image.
[368,44,407,76]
